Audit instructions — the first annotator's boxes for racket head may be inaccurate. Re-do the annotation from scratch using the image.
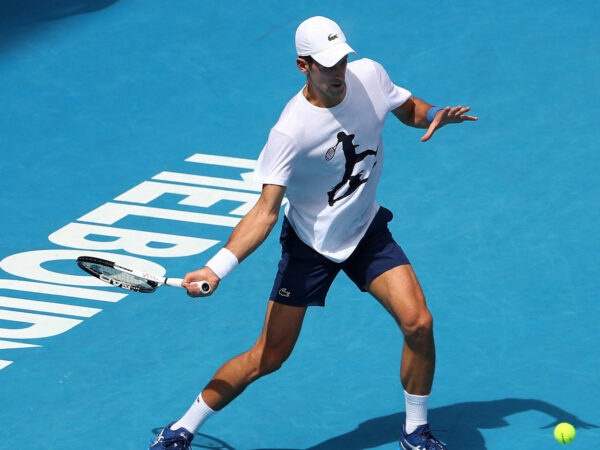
[76,256,158,293]
[325,145,336,161]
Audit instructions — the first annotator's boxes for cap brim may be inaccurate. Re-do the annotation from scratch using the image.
[311,42,355,67]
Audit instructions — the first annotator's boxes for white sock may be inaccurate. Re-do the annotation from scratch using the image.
[170,393,216,433]
[404,390,429,434]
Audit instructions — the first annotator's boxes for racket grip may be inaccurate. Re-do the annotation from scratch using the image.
[165,278,185,287]
[191,281,212,295]
[165,278,211,294]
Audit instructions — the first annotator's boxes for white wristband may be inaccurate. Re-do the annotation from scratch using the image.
[205,248,239,280]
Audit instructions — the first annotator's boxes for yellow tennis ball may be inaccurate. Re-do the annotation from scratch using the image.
[554,422,576,444]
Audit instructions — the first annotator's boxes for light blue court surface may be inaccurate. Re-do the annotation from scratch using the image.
[0,1,598,449]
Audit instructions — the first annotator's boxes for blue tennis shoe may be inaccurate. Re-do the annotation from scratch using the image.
[149,422,193,449]
[399,423,447,449]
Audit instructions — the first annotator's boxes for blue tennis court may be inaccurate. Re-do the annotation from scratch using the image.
[0,1,598,448]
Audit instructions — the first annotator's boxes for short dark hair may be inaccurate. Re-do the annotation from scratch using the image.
[299,55,314,65]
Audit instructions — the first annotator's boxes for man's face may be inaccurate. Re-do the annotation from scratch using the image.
[299,56,348,107]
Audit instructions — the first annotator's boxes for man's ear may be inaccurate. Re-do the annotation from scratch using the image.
[297,57,310,74]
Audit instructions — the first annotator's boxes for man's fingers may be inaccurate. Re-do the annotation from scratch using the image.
[421,122,438,142]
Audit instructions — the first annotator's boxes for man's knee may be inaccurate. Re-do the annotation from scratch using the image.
[260,352,287,375]
[249,345,291,379]
[401,309,434,340]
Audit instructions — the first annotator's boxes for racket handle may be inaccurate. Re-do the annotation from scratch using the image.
[165,278,185,287]
[191,281,212,295]
[165,278,212,294]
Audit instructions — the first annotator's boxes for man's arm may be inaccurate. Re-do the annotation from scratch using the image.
[183,183,286,297]
[392,96,477,142]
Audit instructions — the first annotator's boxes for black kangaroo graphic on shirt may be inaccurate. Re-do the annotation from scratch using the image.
[327,131,378,206]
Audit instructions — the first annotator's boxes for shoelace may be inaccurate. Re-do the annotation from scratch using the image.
[154,432,191,449]
[415,425,447,449]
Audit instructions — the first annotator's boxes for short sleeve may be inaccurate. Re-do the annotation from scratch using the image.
[253,128,297,187]
[371,59,412,111]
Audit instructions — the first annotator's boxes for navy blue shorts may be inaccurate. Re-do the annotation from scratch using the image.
[269,207,410,307]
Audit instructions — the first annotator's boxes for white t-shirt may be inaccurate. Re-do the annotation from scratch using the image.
[254,58,411,262]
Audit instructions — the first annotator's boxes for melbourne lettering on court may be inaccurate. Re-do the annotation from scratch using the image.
[0,153,266,370]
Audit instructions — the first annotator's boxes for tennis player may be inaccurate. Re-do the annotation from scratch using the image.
[150,15,477,450]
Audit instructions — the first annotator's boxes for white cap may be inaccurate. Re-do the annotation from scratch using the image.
[295,16,355,68]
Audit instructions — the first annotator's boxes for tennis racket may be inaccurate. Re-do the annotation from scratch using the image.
[325,141,340,161]
[76,256,211,294]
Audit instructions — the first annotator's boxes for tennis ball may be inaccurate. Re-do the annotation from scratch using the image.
[554,422,576,444]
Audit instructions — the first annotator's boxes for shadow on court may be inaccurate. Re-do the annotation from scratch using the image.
[247,398,598,450]
[0,0,118,32]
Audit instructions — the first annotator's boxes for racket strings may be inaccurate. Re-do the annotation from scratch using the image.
[325,140,340,161]
[85,262,156,292]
